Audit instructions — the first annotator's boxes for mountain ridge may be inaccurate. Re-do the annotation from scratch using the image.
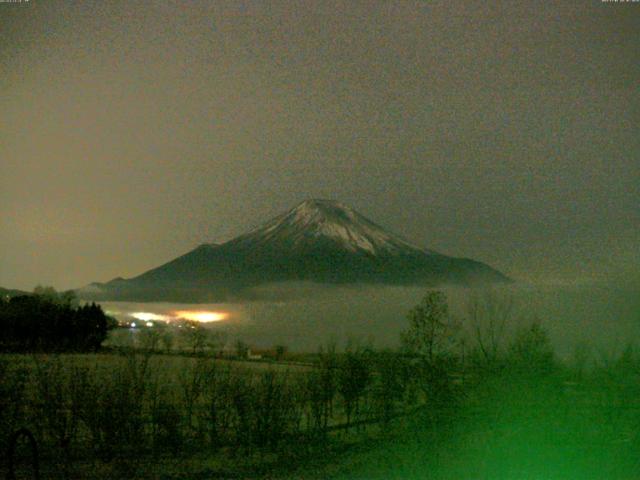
[80,199,510,302]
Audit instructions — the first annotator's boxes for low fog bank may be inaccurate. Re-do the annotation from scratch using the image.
[102,278,640,358]
[241,280,640,358]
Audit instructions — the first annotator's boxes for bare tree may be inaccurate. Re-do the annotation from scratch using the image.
[31,355,89,479]
[337,343,371,428]
[401,291,459,364]
[372,350,413,425]
[159,328,174,354]
[138,327,161,352]
[180,320,208,355]
[401,291,460,404]
[178,358,208,438]
[466,289,513,370]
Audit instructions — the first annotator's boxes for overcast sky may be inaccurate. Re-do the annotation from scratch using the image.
[1,0,638,291]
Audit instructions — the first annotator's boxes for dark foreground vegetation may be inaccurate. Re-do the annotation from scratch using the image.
[1,290,639,479]
[0,287,115,352]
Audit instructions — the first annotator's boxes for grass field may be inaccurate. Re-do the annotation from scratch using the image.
[2,342,640,479]
[0,347,418,479]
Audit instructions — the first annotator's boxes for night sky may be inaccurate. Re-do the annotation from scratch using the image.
[1,1,638,291]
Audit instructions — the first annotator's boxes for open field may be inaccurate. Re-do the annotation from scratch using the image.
[3,333,640,479]
[0,347,419,479]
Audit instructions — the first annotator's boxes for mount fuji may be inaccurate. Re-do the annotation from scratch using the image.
[81,200,509,301]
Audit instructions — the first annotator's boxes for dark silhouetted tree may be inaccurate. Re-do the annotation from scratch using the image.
[401,290,459,404]
[0,288,114,352]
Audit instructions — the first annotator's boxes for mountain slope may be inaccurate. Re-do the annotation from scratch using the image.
[0,286,30,299]
[81,200,509,301]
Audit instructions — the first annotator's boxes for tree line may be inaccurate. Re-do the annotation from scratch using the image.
[0,286,116,352]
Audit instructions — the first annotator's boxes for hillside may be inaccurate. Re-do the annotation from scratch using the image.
[80,200,509,301]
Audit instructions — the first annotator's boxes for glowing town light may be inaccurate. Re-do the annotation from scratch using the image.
[131,312,169,322]
[146,321,153,327]
[173,310,228,323]
[130,322,136,328]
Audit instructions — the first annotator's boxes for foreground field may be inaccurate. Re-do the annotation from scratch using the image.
[0,347,418,479]
[2,343,640,479]
[3,287,640,479]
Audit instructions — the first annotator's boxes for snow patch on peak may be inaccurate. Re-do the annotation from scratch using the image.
[289,199,358,224]
[231,199,427,256]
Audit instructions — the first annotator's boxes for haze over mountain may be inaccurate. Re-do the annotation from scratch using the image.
[81,200,508,302]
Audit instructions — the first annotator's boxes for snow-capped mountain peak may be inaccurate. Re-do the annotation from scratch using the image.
[81,199,510,302]
[228,199,428,255]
